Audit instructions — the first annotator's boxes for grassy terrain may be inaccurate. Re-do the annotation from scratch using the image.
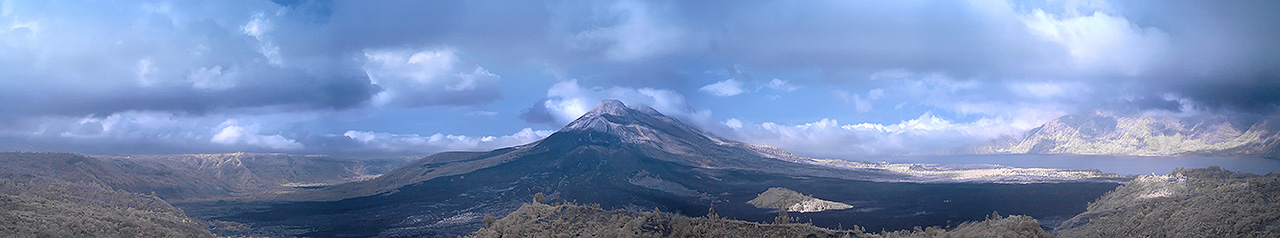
[1054,166,1280,237]
[0,177,215,238]
[469,200,1051,238]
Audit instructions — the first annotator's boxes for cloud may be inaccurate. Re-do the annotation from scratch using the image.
[566,0,689,61]
[0,111,315,154]
[765,78,801,92]
[868,88,885,100]
[721,113,1029,158]
[722,118,743,129]
[188,65,238,90]
[1020,8,1169,75]
[211,120,303,150]
[0,0,378,120]
[834,89,885,113]
[699,76,800,97]
[0,109,551,156]
[698,78,745,97]
[242,11,282,66]
[2,0,1278,156]
[521,79,710,126]
[343,128,552,154]
[361,47,502,107]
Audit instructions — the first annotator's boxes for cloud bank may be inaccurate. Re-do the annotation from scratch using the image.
[0,0,1275,157]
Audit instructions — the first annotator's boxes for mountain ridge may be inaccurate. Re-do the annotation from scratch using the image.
[975,111,1280,158]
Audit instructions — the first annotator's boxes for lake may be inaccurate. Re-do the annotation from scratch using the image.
[861,154,1280,176]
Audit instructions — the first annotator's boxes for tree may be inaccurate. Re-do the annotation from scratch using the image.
[774,206,792,225]
[706,204,720,220]
[483,214,498,228]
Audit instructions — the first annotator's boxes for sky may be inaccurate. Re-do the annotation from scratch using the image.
[0,0,1277,158]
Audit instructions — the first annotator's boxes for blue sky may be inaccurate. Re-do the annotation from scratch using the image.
[0,0,1277,158]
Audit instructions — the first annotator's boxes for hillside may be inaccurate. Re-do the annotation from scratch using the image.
[123,153,407,201]
[0,177,214,237]
[980,111,1280,157]
[468,201,1051,238]
[0,152,407,201]
[1054,167,1280,237]
[747,187,852,213]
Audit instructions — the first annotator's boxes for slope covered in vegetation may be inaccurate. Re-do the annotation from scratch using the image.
[469,201,1051,238]
[747,187,852,213]
[0,152,406,201]
[0,177,214,237]
[1054,167,1280,237]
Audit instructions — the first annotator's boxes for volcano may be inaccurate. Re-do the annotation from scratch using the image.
[221,100,1119,237]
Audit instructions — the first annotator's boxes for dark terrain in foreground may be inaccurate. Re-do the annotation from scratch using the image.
[469,201,1051,238]
[1054,166,1280,237]
[465,167,1280,238]
[0,177,216,238]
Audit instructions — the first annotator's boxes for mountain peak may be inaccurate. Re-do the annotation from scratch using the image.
[555,99,730,150]
[562,100,639,133]
[595,99,627,110]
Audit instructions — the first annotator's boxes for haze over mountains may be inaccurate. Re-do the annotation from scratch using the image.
[974,111,1280,157]
[0,152,408,202]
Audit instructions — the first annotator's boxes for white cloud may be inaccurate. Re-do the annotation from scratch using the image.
[1,0,11,17]
[1019,8,1169,75]
[344,128,552,153]
[765,78,800,92]
[211,120,302,150]
[869,69,912,80]
[539,79,711,126]
[362,47,502,107]
[699,78,745,96]
[241,12,272,40]
[467,111,498,117]
[188,65,237,90]
[723,118,743,129]
[834,89,884,113]
[722,113,1027,158]
[134,59,155,86]
[568,0,687,61]
[1007,81,1088,99]
[242,12,282,66]
[868,88,885,100]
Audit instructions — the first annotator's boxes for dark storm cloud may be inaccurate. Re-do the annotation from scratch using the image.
[0,0,533,122]
[0,68,376,120]
[1129,96,1183,112]
[518,99,559,126]
[0,0,375,120]
[1173,76,1280,113]
[1103,0,1280,113]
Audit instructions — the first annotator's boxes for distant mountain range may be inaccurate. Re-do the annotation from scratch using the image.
[0,152,408,202]
[224,100,1120,237]
[973,111,1280,158]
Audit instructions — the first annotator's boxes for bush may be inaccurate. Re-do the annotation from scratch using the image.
[468,201,1052,238]
[0,177,215,238]
[1054,166,1280,237]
